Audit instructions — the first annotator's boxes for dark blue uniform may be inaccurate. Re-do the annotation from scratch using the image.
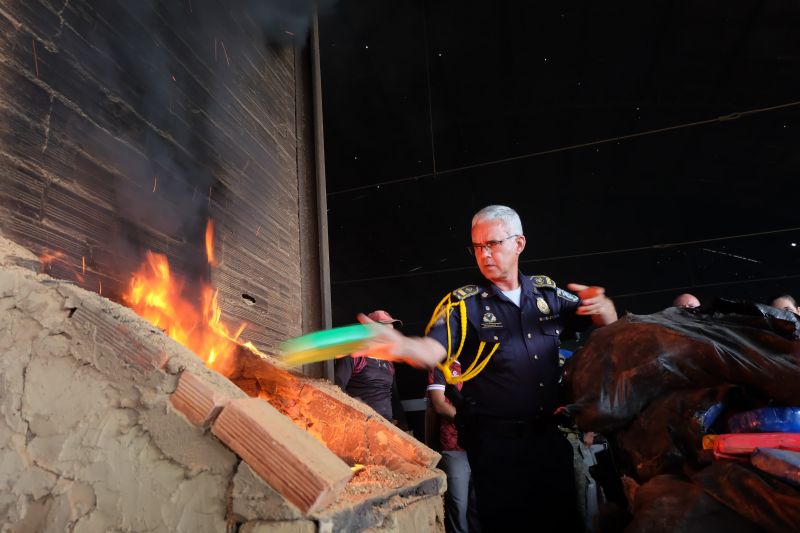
[427,273,588,532]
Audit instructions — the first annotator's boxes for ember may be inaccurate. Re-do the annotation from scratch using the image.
[39,249,65,273]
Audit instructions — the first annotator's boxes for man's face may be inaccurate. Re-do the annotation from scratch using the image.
[772,298,799,314]
[470,219,525,283]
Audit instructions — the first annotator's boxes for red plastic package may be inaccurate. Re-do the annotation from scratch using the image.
[713,433,800,461]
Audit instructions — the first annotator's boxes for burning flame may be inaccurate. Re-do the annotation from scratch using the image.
[39,250,65,272]
[205,219,216,266]
[123,220,246,374]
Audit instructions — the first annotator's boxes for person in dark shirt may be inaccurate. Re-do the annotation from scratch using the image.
[334,310,402,421]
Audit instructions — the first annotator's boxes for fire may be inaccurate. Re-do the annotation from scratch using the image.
[39,250,65,272]
[40,250,87,284]
[122,220,246,375]
[205,219,216,266]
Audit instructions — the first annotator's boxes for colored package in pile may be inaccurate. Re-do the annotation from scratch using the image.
[727,407,800,433]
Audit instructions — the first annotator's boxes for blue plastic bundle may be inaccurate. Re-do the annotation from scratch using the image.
[727,407,800,433]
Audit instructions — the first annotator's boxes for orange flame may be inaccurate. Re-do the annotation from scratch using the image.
[122,222,246,374]
[205,219,216,266]
[39,250,65,272]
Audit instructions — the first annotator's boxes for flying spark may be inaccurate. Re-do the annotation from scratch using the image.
[220,40,230,65]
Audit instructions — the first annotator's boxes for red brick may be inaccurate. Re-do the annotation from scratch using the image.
[72,307,168,372]
[212,398,352,514]
[170,371,229,427]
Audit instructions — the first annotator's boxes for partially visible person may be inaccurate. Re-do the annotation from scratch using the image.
[428,362,480,533]
[673,293,700,308]
[770,294,800,315]
[335,310,402,421]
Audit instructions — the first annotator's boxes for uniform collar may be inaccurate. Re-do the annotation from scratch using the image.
[520,272,541,296]
[480,273,540,301]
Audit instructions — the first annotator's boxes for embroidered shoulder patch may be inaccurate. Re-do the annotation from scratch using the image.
[531,275,556,290]
[452,285,480,301]
[557,287,579,302]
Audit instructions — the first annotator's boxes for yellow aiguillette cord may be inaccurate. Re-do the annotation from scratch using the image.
[425,294,499,384]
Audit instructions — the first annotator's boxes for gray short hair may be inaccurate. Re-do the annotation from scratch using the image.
[472,205,523,235]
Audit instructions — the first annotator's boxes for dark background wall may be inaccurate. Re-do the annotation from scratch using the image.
[0,0,324,360]
[319,0,800,398]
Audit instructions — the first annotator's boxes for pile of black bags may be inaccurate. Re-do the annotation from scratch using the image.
[564,300,800,531]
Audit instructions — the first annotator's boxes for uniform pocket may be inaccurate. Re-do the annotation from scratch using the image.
[539,321,562,348]
[477,327,508,344]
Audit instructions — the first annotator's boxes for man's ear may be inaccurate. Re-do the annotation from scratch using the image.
[516,235,526,254]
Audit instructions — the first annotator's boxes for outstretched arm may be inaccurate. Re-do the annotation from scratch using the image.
[352,313,447,369]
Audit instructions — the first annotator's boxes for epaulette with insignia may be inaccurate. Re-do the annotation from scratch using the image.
[452,285,480,301]
[530,275,557,290]
[557,287,579,302]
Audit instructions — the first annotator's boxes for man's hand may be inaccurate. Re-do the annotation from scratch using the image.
[352,313,447,368]
[567,283,618,326]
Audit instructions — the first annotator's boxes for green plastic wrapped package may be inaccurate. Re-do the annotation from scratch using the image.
[279,324,377,367]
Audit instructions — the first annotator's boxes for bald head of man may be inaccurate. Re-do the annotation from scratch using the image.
[673,293,700,308]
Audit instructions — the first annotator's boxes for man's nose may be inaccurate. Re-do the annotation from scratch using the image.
[479,245,492,257]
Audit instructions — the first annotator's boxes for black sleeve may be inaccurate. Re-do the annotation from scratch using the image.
[390,377,409,430]
[333,356,353,389]
[556,288,593,337]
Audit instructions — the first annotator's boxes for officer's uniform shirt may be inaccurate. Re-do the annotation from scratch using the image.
[427,273,590,420]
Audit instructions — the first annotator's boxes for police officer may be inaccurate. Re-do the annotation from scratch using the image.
[355,205,617,531]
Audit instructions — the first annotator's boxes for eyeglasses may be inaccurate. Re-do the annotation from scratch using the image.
[467,234,520,256]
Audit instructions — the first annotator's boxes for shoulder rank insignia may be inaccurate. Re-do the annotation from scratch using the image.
[452,285,480,301]
[531,275,556,290]
[557,287,579,302]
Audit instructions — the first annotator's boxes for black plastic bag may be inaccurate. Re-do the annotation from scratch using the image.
[627,474,760,532]
[692,461,800,531]
[614,386,742,482]
[564,300,800,434]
